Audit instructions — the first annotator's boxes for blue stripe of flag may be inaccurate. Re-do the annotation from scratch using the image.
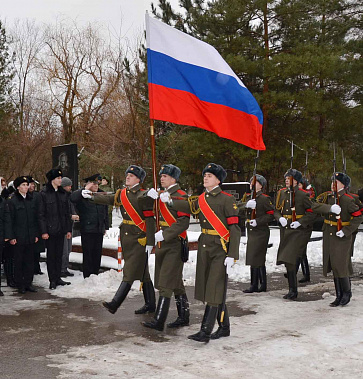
[147,49,263,125]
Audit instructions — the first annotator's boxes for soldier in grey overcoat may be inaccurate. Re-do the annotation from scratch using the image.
[312,172,363,306]
[161,163,241,342]
[142,164,191,331]
[238,175,274,293]
[83,165,156,315]
[274,169,317,300]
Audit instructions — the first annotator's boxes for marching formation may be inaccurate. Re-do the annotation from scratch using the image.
[0,159,362,345]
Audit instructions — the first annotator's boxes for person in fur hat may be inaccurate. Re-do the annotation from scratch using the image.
[238,174,274,293]
[312,172,363,306]
[142,164,191,332]
[159,163,241,342]
[83,165,156,316]
[274,169,317,300]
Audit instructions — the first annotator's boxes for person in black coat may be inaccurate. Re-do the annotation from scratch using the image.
[1,182,16,288]
[6,176,40,293]
[38,169,72,289]
[27,176,45,275]
[70,173,109,278]
[0,193,10,296]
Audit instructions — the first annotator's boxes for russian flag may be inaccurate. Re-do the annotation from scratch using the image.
[146,14,265,151]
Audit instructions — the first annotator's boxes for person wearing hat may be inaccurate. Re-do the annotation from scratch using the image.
[70,174,109,279]
[6,176,40,293]
[83,165,156,315]
[99,175,113,228]
[26,175,45,276]
[312,172,362,306]
[238,174,274,293]
[142,164,191,331]
[274,169,317,300]
[0,185,10,296]
[60,177,79,277]
[294,177,316,284]
[160,163,241,342]
[1,181,16,288]
[38,168,72,289]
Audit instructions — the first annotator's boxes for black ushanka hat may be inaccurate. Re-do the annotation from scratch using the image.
[46,168,63,182]
[202,163,227,183]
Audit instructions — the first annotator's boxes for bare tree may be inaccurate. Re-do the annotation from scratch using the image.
[39,19,124,144]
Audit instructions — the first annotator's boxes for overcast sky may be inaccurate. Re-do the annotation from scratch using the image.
[0,0,180,48]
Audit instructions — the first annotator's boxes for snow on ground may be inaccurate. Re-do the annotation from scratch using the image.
[65,228,363,300]
[43,281,363,379]
[2,224,363,378]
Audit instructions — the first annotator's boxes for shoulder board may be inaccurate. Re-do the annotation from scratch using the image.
[350,193,358,198]
[140,189,146,192]
[221,191,233,197]
[298,188,309,193]
[177,189,187,196]
[344,193,353,199]
[262,194,270,197]
[280,187,286,191]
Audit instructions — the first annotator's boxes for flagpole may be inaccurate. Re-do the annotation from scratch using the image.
[150,118,160,236]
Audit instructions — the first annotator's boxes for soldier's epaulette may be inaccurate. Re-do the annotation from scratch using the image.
[350,193,359,198]
[344,193,353,199]
[280,187,287,191]
[262,194,270,197]
[299,188,309,193]
[221,191,232,197]
[140,189,146,192]
[177,189,187,196]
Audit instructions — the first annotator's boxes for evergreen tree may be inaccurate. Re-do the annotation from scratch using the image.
[150,0,362,190]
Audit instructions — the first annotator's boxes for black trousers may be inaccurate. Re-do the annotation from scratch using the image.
[81,233,103,278]
[14,243,34,288]
[46,235,65,283]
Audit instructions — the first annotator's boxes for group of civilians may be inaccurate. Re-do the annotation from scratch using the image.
[0,171,111,296]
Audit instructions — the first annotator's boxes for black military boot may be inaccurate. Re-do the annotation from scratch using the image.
[258,266,267,292]
[102,281,132,314]
[188,305,218,343]
[330,277,342,307]
[211,305,230,339]
[56,278,71,286]
[142,296,171,331]
[299,255,310,283]
[135,281,156,314]
[167,294,190,328]
[339,277,352,306]
[283,270,298,300]
[243,267,259,293]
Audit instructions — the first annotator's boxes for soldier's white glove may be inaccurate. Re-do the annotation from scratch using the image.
[145,245,153,258]
[154,230,164,243]
[290,221,301,229]
[147,188,159,199]
[159,192,171,203]
[279,217,287,227]
[224,257,234,275]
[330,204,341,215]
[246,199,256,209]
[249,219,257,227]
[82,189,92,199]
[336,230,344,238]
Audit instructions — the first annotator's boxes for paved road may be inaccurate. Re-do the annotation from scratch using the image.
[1,264,362,379]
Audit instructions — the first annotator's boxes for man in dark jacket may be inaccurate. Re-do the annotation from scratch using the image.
[6,176,40,293]
[26,176,45,276]
[39,169,72,289]
[70,173,109,278]
[0,192,10,296]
